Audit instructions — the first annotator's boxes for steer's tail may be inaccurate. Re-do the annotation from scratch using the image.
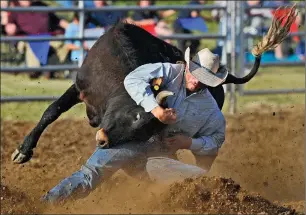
[223,4,298,85]
[252,3,298,57]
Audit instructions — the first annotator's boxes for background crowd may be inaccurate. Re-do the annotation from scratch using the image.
[1,0,304,79]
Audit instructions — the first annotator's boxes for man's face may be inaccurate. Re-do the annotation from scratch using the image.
[94,0,106,7]
[139,0,151,7]
[185,67,201,92]
[247,0,260,6]
[19,0,31,7]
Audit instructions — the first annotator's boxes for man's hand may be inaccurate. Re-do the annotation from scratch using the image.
[163,134,192,151]
[151,106,176,124]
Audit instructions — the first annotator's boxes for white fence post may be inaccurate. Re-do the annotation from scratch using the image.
[228,1,237,114]
[78,0,85,67]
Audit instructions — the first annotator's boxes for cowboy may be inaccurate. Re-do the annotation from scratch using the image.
[124,47,228,182]
[42,47,228,202]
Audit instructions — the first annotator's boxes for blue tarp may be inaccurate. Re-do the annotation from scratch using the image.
[245,51,302,63]
[28,34,51,65]
[178,17,208,32]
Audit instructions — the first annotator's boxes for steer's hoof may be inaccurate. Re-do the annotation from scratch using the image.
[11,148,33,164]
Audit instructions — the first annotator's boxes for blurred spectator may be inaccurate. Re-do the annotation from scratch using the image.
[1,0,9,35]
[1,0,18,35]
[294,9,304,61]
[56,0,74,8]
[6,1,68,36]
[87,0,128,30]
[295,40,305,61]
[244,1,288,60]
[262,0,290,7]
[268,0,303,59]
[127,0,173,43]
[211,1,227,63]
[173,0,210,56]
[244,0,303,60]
[5,0,70,79]
[84,0,96,8]
[55,0,96,8]
[64,13,88,63]
[64,12,92,80]
[244,0,273,35]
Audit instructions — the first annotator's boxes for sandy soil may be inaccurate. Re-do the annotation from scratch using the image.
[1,105,304,214]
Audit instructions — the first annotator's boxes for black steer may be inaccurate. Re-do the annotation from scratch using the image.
[11,22,261,164]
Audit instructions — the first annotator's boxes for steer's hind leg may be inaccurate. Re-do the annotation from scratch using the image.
[11,84,81,164]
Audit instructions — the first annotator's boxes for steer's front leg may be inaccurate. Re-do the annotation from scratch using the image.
[11,84,81,164]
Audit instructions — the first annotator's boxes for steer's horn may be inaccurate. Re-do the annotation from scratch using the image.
[156,90,174,105]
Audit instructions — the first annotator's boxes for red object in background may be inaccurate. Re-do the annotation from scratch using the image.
[271,8,299,42]
[140,24,157,37]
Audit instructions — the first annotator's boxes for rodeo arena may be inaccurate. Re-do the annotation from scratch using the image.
[1,0,306,214]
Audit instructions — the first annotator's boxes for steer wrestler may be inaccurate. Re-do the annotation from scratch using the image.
[42,47,227,203]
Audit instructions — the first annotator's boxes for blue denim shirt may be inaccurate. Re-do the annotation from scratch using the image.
[124,63,226,156]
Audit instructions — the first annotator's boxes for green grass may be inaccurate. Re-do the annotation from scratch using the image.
[223,66,305,112]
[1,73,87,121]
[1,66,304,121]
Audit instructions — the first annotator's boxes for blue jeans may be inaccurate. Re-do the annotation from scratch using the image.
[42,141,207,203]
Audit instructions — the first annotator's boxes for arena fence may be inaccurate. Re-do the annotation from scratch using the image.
[237,1,305,101]
[0,1,305,114]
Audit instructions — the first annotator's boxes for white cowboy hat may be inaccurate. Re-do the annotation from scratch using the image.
[184,47,228,87]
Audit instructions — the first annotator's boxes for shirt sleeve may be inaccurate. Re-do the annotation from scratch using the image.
[189,110,226,156]
[123,62,174,112]
[64,25,73,45]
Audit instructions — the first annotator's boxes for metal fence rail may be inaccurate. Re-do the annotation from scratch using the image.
[2,2,304,12]
[0,33,226,42]
[241,89,305,95]
[0,4,227,12]
[1,65,78,72]
[1,96,59,103]
[244,3,305,9]
[246,61,305,67]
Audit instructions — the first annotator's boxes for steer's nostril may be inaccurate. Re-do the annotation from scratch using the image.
[97,140,109,149]
[99,140,105,145]
[96,128,109,148]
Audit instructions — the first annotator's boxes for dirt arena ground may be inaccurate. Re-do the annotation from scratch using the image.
[1,105,304,214]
